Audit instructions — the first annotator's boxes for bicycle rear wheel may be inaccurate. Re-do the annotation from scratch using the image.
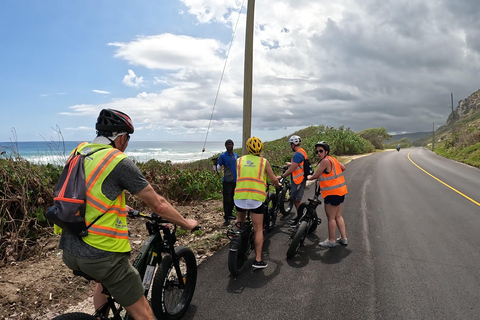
[151,246,197,320]
[286,220,308,259]
[228,232,249,276]
[279,185,293,216]
[52,313,96,320]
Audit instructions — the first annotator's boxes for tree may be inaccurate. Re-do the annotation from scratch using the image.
[357,127,391,149]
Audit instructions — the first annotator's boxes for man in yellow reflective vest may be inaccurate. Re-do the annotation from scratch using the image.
[307,141,348,248]
[277,135,308,224]
[58,109,198,320]
[234,137,281,269]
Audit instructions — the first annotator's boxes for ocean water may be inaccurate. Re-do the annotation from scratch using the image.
[0,140,226,165]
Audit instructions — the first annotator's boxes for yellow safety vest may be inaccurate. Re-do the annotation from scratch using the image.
[234,155,267,202]
[77,143,130,253]
[292,148,308,185]
[319,156,348,198]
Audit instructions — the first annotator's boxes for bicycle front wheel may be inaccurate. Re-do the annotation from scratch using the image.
[279,185,293,216]
[286,220,308,259]
[52,313,96,320]
[151,246,197,320]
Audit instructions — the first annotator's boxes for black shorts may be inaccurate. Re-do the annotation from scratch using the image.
[324,195,345,206]
[235,204,265,214]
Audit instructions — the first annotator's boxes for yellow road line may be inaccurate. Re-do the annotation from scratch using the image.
[407,152,480,207]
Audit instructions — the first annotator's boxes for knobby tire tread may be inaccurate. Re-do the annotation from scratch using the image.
[279,185,293,216]
[228,232,248,276]
[265,193,277,233]
[52,313,96,320]
[286,221,308,259]
[151,246,197,320]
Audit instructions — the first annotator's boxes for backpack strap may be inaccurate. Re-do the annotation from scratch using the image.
[79,147,113,235]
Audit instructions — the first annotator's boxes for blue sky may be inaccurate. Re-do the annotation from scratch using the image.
[1,0,480,143]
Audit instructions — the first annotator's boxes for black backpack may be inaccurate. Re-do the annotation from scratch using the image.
[46,147,105,237]
[303,157,314,179]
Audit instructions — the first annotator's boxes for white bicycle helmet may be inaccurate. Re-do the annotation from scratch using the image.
[288,135,301,145]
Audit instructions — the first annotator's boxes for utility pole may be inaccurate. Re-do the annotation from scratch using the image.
[242,0,255,155]
[432,122,435,151]
[450,93,455,140]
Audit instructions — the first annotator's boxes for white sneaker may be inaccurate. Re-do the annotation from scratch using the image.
[336,237,348,245]
[319,239,336,248]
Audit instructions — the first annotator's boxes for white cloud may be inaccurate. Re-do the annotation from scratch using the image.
[40,93,66,97]
[122,70,144,87]
[65,0,480,142]
[92,90,110,94]
[110,34,226,72]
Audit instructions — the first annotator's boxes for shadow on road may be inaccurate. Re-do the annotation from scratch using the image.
[225,238,283,293]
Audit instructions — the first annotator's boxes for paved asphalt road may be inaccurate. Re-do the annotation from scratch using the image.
[182,148,480,320]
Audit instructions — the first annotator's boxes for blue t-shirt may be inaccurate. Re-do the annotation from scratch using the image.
[292,151,305,165]
[218,151,239,182]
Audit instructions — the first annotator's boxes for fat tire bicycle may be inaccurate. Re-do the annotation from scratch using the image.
[53,210,199,320]
[227,183,279,276]
[272,165,293,216]
[286,181,322,259]
[264,180,279,233]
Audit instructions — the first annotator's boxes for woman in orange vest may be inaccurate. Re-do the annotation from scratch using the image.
[307,141,348,248]
[234,137,281,269]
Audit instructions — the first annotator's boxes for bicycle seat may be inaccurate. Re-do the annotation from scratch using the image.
[308,198,322,205]
[73,270,96,281]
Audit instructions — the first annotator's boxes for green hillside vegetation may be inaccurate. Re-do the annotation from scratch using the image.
[0,125,374,264]
[384,137,412,149]
[388,107,480,167]
[429,108,480,167]
[357,127,391,149]
[385,131,431,146]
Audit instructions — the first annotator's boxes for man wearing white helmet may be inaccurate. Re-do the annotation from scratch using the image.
[277,135,308,224]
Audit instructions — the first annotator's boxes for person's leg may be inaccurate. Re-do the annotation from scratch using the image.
[324,203,338,242]
[335,203,347,240]
[289,181,304,222]
[222,181,234,223]
[236,208,247,223]
[94,283,108,310]
[124,295,155,320]
[226,182,236,218]
[251,212,264,262]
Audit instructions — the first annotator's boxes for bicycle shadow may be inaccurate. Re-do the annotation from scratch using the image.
[286,234,352,267]
[225,238,282,293]
[309,245,352,264]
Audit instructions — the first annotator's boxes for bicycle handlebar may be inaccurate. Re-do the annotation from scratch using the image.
[127,210,201,231]
[271,164,288,171]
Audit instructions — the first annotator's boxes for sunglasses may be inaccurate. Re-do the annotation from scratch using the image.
[125,134,130,142]
[316,149,324,154]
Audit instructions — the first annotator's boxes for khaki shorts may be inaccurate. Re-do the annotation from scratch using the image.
[62,250,144,307]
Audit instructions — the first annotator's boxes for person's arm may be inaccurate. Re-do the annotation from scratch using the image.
[278,162,299,180]
[135,185,198,230]
[308,158,329,180]
[265,160,281,188]
[339,162,346,172]
[217,154,225,168]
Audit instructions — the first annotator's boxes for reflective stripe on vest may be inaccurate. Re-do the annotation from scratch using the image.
[77,143,130,252]
[319,156,348,198]
[292,148,307,184]
[234,155,267,202]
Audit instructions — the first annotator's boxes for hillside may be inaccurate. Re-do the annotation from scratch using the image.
[385,131,431,146]
[427,89,480,167]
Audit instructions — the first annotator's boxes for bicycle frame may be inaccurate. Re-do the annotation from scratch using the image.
[87,212,185,319]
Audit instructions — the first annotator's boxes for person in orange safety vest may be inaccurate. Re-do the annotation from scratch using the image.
[276,135,308,225]
[307,141,348,248]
